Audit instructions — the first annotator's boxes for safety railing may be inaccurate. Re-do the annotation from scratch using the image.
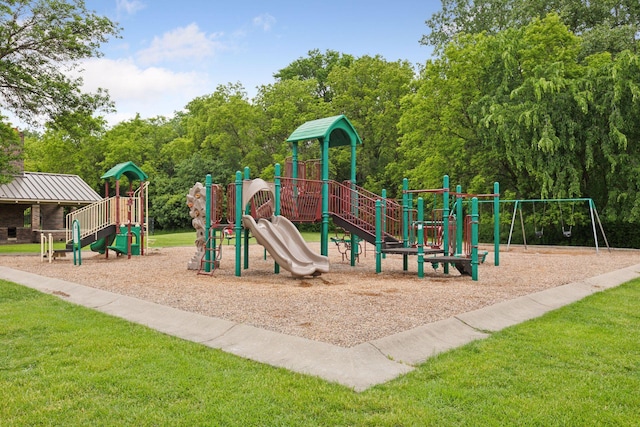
[65,196,144,243]
[328,180,403,241]
[227,183,275,224]
[280,177,322,222]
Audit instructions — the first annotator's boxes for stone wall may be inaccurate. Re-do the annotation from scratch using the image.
[0,204,31,243]
[0,203,66,243]
[40,205,64,230]
[0,204,26,228]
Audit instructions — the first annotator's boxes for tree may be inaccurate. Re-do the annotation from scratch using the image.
[182,83,267,183]
[24,114,107,190]
[253,77,331,170]
[408,13,640,221]
[274,49,354,101]
[328,55,416,193]
[398,31,503,194]
[0,121,20,183]
[0,0,120,125]
[422,0,640,57]
[100,114,180,179]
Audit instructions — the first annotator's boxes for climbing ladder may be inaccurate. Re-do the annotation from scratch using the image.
[198,230,222,275]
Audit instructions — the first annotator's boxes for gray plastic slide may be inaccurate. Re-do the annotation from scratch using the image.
[242,215,329,278]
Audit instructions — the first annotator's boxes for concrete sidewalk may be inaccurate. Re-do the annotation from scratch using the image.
[2,264,639,391]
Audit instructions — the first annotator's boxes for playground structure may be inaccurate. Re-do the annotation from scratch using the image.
[189,115,499,281]
[191,167,498,281]
[189,172,330,278]
[503,198,610,252]
[44,161,150,262]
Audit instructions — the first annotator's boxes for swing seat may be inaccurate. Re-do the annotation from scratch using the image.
[535,230,544,239]
[563,230,572,238]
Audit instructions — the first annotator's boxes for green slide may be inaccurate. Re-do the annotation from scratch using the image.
[107,225,141,255]
[90,233,116,254]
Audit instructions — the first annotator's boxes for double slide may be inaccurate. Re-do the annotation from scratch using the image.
[242,215,329,278]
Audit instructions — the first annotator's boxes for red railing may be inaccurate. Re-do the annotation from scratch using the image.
[226,183,275,224]
[225,177,417,245]
[328,180,403,241]
[226,183,235,223]
[463,215,473,257]
[280,177,322,222]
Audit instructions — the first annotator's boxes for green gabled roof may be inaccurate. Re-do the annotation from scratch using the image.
[286,115,362,148]
[101,161,148,181]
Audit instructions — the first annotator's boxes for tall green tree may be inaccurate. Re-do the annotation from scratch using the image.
[0,0,119,182]
[0,122,20,183]
[101,115,180,178]
[326,55,414,193]
[254,77,331,172]
[423,0,639,57]
[182,83,265,182]
[578,50,640,221]
[406,13,640,221]
[398,31,502,194]
[0,0,120,124]
[274,49,354,102]
[24,114,107,190]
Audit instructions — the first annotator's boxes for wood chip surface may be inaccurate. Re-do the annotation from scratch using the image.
[2,242,638,347]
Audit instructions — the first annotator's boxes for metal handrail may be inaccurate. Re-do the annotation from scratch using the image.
[65,196,143,243]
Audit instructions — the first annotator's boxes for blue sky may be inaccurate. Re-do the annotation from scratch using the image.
[80,0,439,126]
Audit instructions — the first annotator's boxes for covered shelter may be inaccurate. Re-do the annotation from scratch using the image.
[0,172,102,243]
[286,114,362,255]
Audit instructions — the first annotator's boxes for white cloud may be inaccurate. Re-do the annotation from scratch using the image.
[78,57,210,124]
[136,23,226,65]
[252,13,276,31]
[116,0,145,16]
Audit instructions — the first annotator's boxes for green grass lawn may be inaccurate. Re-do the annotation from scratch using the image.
[1,278,639,425]
[149,230,321,248]
[0,231,322,253]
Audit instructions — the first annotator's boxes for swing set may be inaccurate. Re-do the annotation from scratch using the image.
[505,198,610,252]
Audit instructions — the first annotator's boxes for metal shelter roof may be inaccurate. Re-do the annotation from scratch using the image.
[0,172,102,205]
[286,115,362,148]
[101,161,148,181]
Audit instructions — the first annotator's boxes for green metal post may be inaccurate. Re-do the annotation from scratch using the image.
[417,197,424,278]
[243,167,250,270]
[292,142,298,180]
[204,174,212,272]
[291,142,299,205]
[350,139,358,266]
[274,164,281,216]
[493,181,500,266]
[73,219,81,266]
[234,171,242,277]
[456,184,463,256]
[443,175,450,274]
[471,197,479,281]
[402,179,408,246]
[408,193,414,245]
[402,178,409,271]
[375,200,382,273]
[381,189,387,259]
[274,163,281,274]
[321,139,329,256]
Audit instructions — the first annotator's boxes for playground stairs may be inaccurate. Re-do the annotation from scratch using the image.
[331,213,400,248]
[197,236,221,276]
[63,224,117,252]
[63,194,145,251]
[278,177,474,276]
